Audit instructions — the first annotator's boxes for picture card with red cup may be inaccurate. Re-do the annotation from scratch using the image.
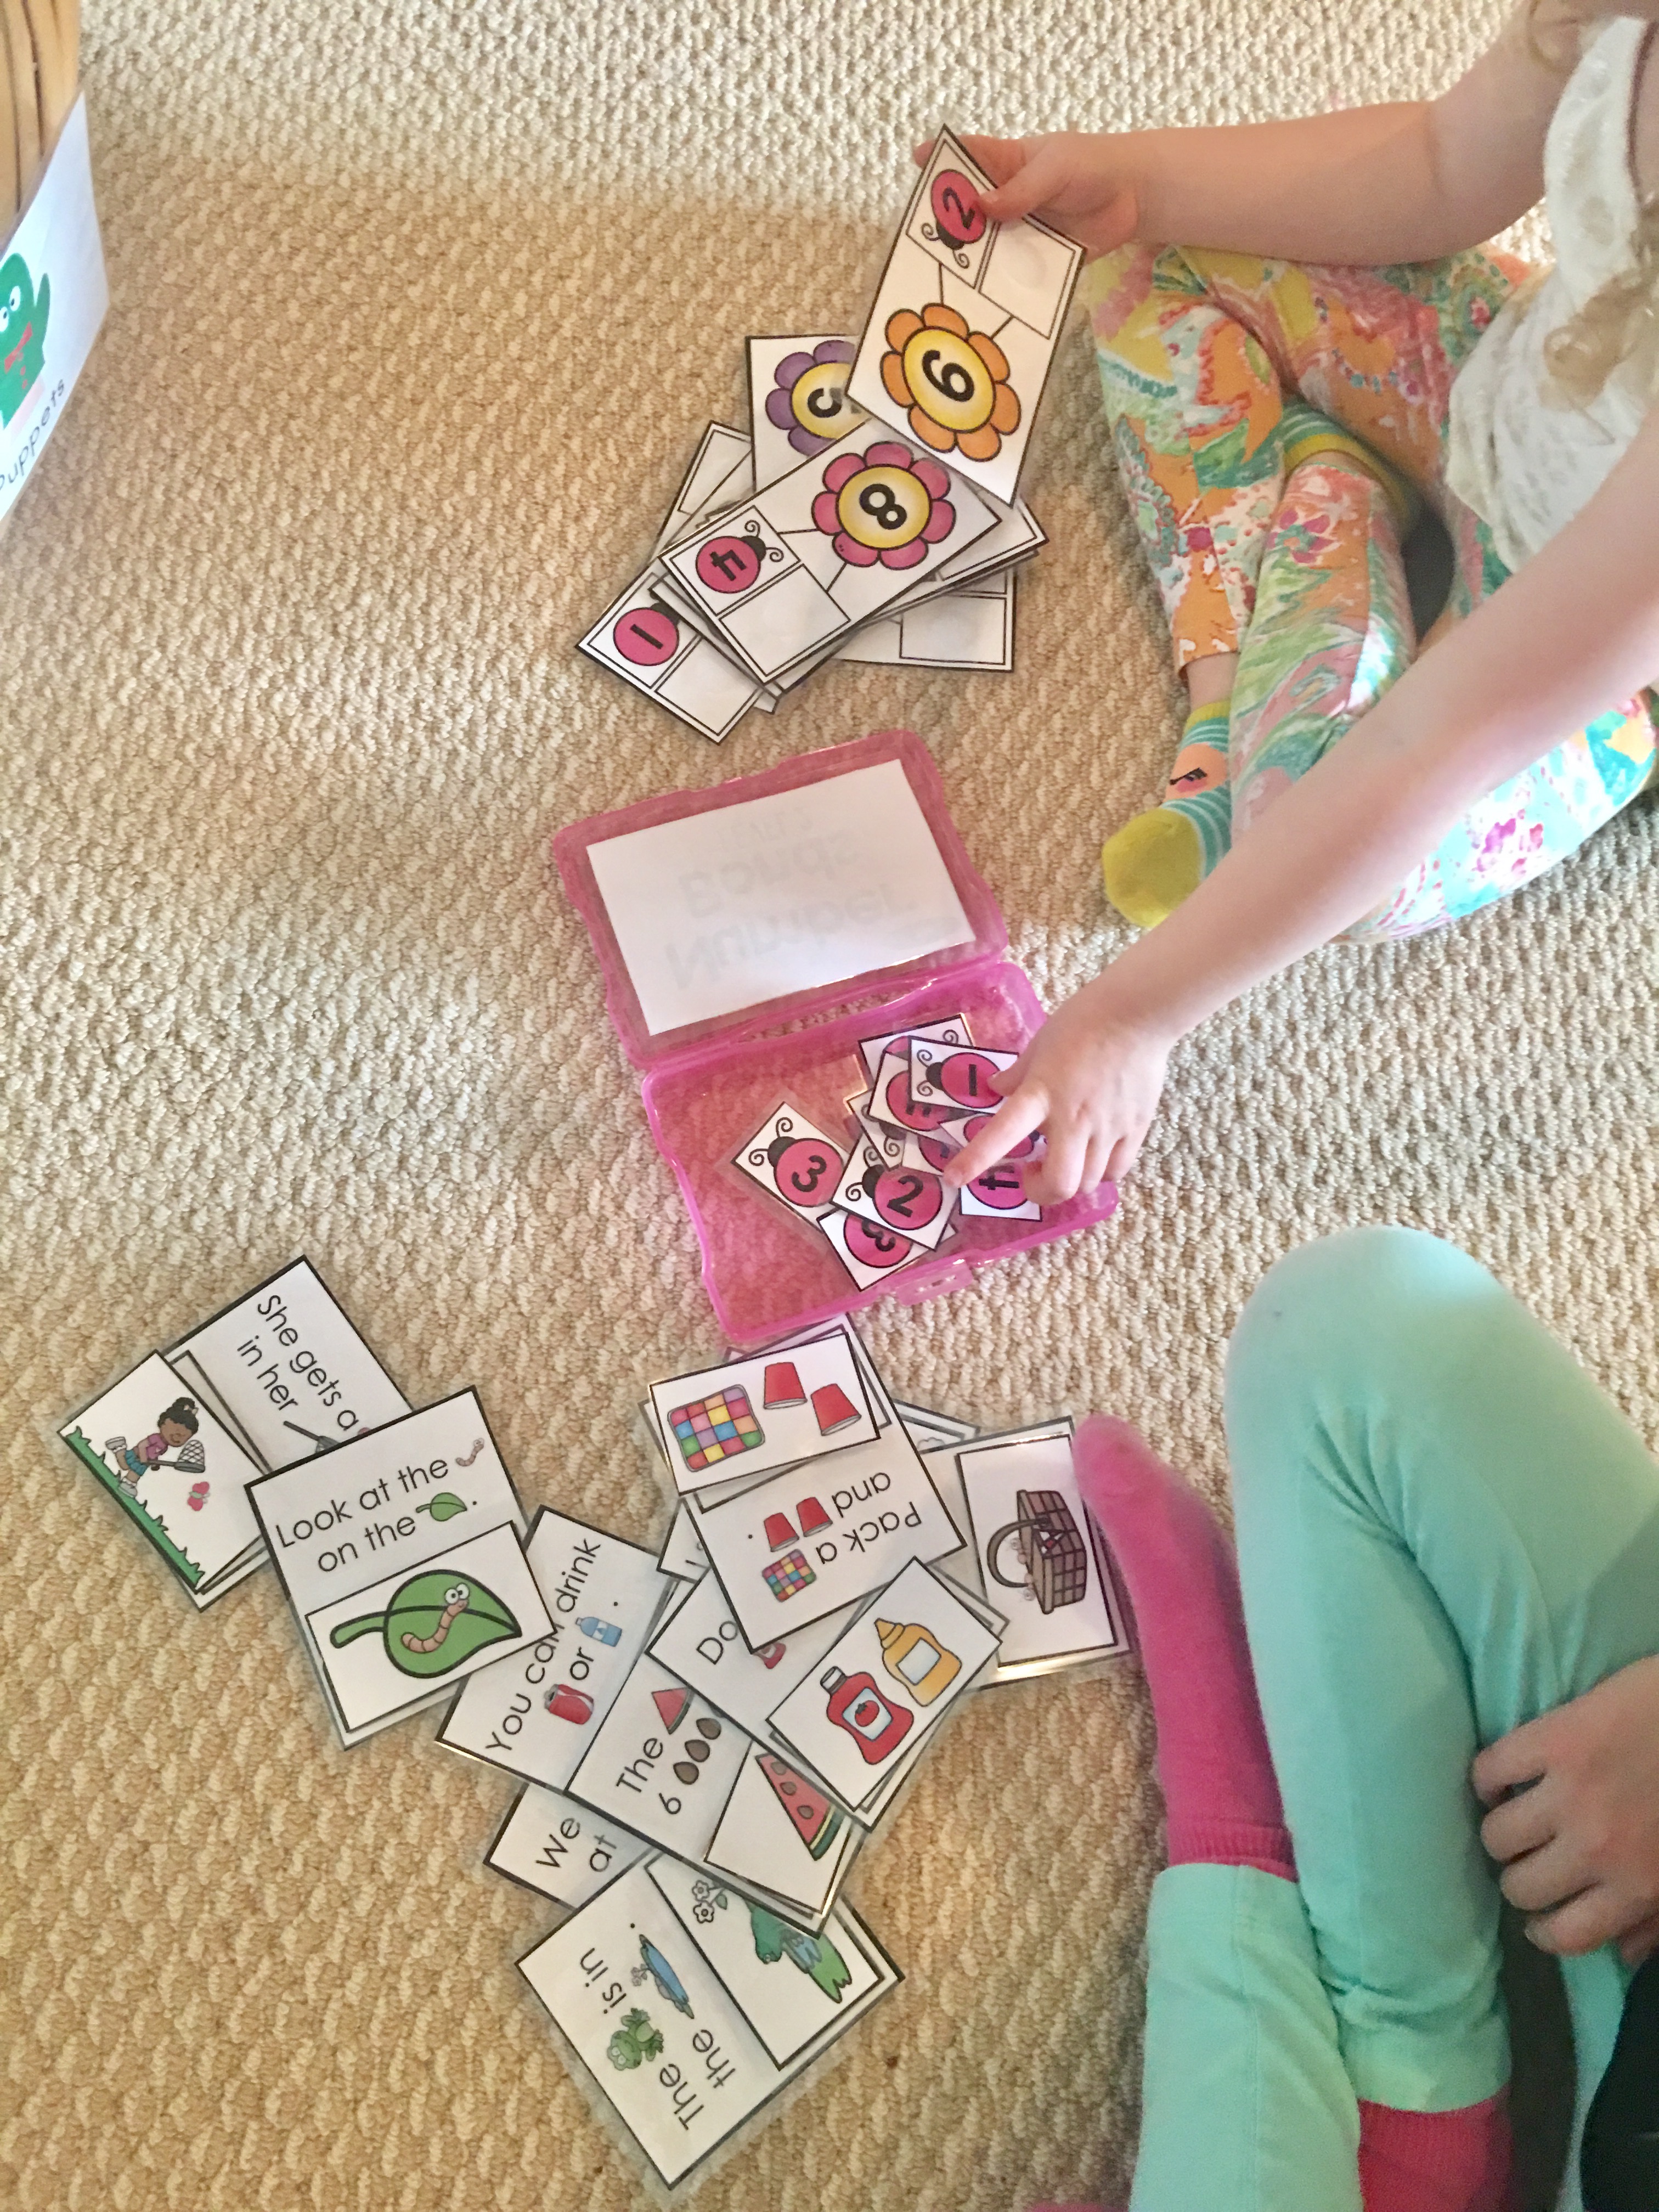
[732,1103,847,1222]
[684,1426,963,1649]
[166,1255,411,1476]
[766,1559,1002,1810]
[439,1509,676,1786]
[486,1781,653,1910]
[648,1331,878,1496]
[830,1138,958,1253]
[950,1421,1131,1681]
[246,1390,550,1747]
[847,126,1086,507]
[909,1039,1020,1113]
[517,1857,898,2191]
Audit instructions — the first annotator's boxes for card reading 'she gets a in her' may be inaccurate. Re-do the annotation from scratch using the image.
[248,1390,551,1747]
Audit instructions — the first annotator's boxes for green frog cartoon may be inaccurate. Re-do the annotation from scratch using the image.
[606,2007,665,2071]
[0,253,49,427]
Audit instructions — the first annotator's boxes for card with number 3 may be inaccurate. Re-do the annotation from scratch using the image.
[734,1103,848,1221]
[848,128,1085,506]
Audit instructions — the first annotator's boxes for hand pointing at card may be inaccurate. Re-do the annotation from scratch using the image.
[911,134,1139,260]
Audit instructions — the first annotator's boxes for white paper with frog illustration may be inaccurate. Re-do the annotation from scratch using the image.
[57,1350,268,1609]
[439,1508,675,1785]
[0,98,108,523]
[520,1859,890,2188]
[246,1389,549,1745]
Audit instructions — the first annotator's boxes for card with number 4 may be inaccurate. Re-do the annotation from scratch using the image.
[848,127,1085,506]
[733,1103,847,1221]
[831,1139,957,1253]
[660,421,999,684]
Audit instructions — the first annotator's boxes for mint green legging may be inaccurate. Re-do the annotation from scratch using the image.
[1133,1228,1659,2212]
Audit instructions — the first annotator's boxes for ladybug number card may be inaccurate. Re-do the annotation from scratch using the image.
[247,1390,551,1747]
[848,127,1086,508]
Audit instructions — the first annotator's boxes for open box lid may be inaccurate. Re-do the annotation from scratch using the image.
[552,731,1008,1070]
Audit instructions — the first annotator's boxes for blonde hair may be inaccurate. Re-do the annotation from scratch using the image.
[1527,0,1659,405]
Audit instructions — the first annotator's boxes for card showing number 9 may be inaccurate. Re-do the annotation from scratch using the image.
[734,1104,848,1221]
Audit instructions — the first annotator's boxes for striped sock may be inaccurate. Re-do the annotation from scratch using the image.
[1101,697,1233,928]
[1161,698,1233,874]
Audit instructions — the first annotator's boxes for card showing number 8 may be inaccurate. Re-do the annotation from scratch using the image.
[734,1104,848,1221]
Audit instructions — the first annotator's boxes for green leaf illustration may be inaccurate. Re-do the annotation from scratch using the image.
[329,1568,521,1677]
[416,1493,468,1522]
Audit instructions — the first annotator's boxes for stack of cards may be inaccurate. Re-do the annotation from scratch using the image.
[579,128,1082,743]
[733,1013,1043,1291]
[55,1260,1130,2197]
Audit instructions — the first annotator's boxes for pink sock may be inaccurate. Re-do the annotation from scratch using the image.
[1073,1415,1294,1880]
[1357,2092,1515,2212]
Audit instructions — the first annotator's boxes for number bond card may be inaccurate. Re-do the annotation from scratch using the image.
[766,1559,1003,1811]
[682,1426,964,1650]
[517,1858,899,2190]
[839,571,1015,671]
[247,1389,551,1747]
[166,1256,410,1475]
[58,1350,271,1609]
[440,1508,676,1787]
[652,421,755,556]
[579,577,763,745]
[733,1103,847,1222]
[848,127,1085,507]
[648,1331,879,1496]
[659,421,998,684]
[486,1780,653,1911]
[562,1651,860,1926]
[746,336,867,490]
[949,1422,1131,1681]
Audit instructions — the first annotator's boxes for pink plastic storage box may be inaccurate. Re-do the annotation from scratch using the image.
[552,730,1118,1344]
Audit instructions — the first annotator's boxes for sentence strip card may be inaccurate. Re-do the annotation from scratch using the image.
[439,1509,675,1786]
[767,1558,1002,1810]
[659,422,999,683]
[648,1329,878,1497]
[951,1422,1131,1681]
[58,1350,271,1610]
[247,1390,551,1747]
[517,1858,899,2190]
[848,127,1085,506]
[166,1256,409,1475]
[487,1781,653,1911]
[684,1426,964,1649]
[647,1565,860,1747]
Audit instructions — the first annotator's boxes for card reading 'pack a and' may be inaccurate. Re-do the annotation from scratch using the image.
[247,1390,550,1746]
[848,127,1085,506]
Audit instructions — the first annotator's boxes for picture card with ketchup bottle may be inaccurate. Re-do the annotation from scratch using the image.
[766,1558,1002,1809]
[848,127,1086,506]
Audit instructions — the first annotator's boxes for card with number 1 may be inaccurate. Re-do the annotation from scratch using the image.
[848,127,1085,505]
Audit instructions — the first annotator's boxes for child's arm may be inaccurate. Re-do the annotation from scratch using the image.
[944,2,1575,267]
[947,403,1659,1205]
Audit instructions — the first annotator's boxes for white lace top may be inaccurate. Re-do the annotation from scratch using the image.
[1446,14,1654,572]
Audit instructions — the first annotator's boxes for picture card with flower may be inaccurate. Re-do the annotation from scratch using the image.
[848,126,1085,506]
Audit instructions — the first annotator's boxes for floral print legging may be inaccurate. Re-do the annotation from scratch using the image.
[1083,243,1657,939]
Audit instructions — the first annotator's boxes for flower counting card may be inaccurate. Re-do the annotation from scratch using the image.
[648,1332,879,1496]
[840,571,1017,670]
[848,127,1085,506]
[746,335,866,489]
[440,1508,676,1786]
[247,1389,549,1746]
[766,1559,1002,1810]
[579,575,764,745]
[58,1350,271,1609]
[651,421,756,556]
[166,1256,409,1475]
[486,1781,653,1911]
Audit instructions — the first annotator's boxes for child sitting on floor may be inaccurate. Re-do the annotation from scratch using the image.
[940,0,1659,1209]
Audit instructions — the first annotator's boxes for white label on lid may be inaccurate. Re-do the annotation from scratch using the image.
[586,758,973,1036]
[0,98,109,524]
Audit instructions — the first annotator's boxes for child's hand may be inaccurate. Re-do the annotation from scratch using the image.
[913,134,1139,259]
[941,979,1172,1205]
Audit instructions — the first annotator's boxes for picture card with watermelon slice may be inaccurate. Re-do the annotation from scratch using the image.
[485,1781,654,1911]
[439,1508,675,1787]
[699,1746,862,1923]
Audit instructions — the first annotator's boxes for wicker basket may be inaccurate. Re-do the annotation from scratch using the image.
[0,0,79,543]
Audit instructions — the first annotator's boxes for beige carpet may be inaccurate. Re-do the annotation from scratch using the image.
[4,1,1655,2206]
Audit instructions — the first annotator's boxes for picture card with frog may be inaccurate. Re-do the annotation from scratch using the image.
[951,1421,1131,1681]
[440,1507,676,1785]
[58,1350,270,1609]
[847,127,1085,506]
[647,1853,900,2069]
[767,1558,1002,1809]
[166,1255,409,1474]
[685,1424,964,1650]
[248,1388,545,1745]
[486,1781,652,1911]
[518,1858,884,2189]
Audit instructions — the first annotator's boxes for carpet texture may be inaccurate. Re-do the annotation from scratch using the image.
[4,2,1655,2208]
